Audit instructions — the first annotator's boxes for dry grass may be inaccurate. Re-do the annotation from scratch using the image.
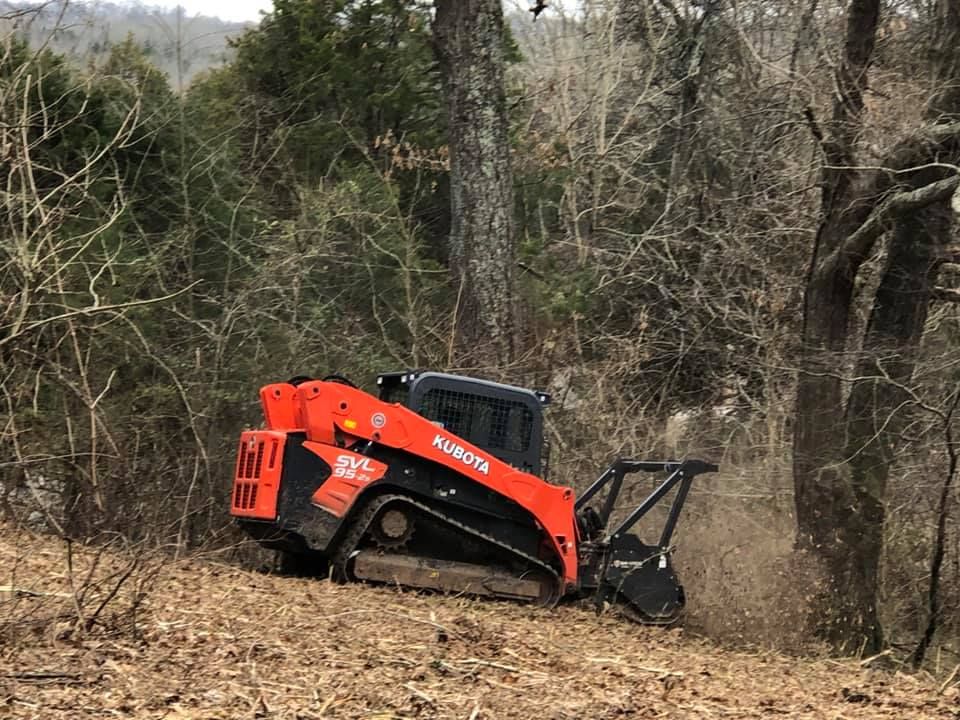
[1,524,958,719]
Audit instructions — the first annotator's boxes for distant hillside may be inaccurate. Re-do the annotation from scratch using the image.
[0,1,254,86]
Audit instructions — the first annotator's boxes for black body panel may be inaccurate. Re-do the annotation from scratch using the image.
[237,432,338,553]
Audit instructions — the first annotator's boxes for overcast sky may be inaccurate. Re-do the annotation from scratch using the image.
[79,1,550,25]
[124,1,275,23]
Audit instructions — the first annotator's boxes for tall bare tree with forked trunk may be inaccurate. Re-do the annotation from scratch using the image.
[794,0,960,653]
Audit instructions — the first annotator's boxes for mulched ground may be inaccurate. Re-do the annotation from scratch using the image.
[1,525,958,719]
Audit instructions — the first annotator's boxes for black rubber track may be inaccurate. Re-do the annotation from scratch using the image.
[330,493,564,607]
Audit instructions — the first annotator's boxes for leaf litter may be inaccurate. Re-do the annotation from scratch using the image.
[1,525,957,719]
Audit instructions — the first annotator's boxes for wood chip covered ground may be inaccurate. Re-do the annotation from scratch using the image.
[2,526,958,719]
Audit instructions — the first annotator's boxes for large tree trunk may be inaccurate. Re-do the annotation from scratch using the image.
[792,0,883,652]
[840,207,946,651]
[433,0,518,368]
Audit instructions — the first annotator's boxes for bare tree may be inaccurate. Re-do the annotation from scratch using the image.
[794,0,960,652]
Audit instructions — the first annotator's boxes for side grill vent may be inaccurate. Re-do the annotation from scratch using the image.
[233,439,265,511]
[230,431,285,520]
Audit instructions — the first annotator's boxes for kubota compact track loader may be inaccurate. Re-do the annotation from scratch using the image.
[230,371,717,622]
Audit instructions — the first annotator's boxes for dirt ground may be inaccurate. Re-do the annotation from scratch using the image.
[1,526,958,719]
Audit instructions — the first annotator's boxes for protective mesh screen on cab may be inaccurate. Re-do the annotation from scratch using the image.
[419,388,533,452]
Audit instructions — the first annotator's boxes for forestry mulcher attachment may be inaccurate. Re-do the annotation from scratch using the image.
[230,371,717,623]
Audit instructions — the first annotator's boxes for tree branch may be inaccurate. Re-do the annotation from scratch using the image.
[825,0,881,168]
[0,281,202,348]
[932,287,960,303]
[803,105,825,146]
[873,122,960,179]
[934,248,960,267]
[838,175,960,264]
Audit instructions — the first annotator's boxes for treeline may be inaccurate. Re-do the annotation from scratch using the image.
[0,0,248,84]
[3,0,960,661]
[0,0,455,549]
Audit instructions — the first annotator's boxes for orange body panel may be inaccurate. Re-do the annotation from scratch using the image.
[304,442,389,516]
[230,430,286,520]
[259,383,304,431]
[292,380,579,585]
[234,378,580,585]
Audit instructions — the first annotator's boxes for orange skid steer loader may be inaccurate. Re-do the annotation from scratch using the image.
[230,371,717,622]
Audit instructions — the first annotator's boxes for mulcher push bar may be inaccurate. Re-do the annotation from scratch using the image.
[575,459,719,546]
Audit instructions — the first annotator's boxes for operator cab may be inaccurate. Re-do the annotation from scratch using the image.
[377,371,551,477]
